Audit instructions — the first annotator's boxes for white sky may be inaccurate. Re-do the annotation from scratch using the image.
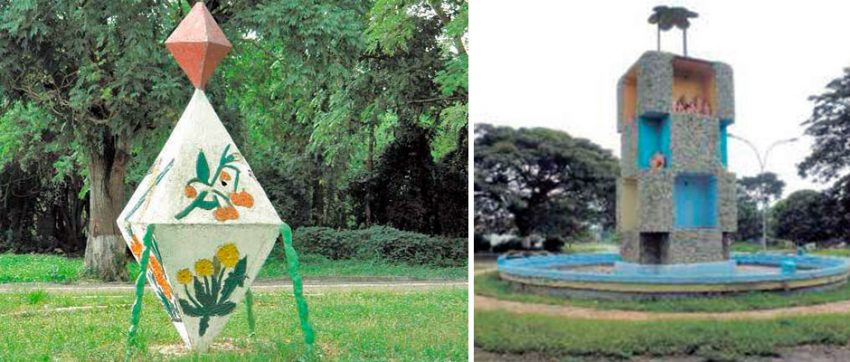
[470,0,850,196]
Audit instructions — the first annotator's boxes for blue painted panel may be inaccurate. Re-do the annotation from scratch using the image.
[718,120,731,167]
[674,174,717,228]
[496,252,850,284]
[637,116,670,169]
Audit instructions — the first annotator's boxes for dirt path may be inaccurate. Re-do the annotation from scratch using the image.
[476,264,850,320]
[476,295,850,321]
[474,346,850,362]
[0,278,467,294]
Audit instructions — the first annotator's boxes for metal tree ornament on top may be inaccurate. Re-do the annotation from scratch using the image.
[119,2,313,354]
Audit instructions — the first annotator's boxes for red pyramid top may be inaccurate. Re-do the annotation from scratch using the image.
[165,2,232,89]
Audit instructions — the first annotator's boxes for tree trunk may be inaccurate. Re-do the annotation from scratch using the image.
[84,137,130,281]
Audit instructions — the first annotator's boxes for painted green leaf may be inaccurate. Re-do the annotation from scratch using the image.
[196,150,210,183]
[194,277,213,306]
[178,298,202,317]
[174,191,220,220]
[218,144,232,166]
[210,301,236,316]
[199,316,210,336]
[194,196,220,210]
[211,259,222,301]
[219,256,248,303]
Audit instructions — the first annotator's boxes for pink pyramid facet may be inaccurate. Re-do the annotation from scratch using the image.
[165,2,232,89]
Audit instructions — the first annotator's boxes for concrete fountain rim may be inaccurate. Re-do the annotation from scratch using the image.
[497,252,850,285]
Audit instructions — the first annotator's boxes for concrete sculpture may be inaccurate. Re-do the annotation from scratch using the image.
[616,51,737,265]
[118,3,312,352]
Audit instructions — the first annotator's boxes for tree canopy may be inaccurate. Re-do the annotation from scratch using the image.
[797,66,850,242]
[0,0,468,279]
[773,190,836,245]
[738,172,785,205]
[474,124,618,241]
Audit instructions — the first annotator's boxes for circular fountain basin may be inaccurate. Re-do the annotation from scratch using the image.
[497,252,850,299]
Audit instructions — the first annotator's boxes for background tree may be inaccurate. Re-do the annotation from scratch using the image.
[0,1,185,280]
[799,67,850,242]
[474,124,618,244]
[0,0,468,274]
[737,172,784,244]
[772,190,835,246]
[734,184,761,242]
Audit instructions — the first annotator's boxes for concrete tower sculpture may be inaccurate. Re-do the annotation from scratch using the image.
[616,52,737,265]
[118,3,312,353]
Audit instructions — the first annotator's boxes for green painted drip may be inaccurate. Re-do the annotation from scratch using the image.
[280,223,315,352]
[126,225,155,361]
[245,289,256,338]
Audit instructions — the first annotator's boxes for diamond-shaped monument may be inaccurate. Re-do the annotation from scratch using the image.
[118,2,284,352]
[165,2,232,89]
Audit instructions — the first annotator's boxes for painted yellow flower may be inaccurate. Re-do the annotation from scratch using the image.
[194,258,214,277]
[216,243,240,268]
[176,268,193,285]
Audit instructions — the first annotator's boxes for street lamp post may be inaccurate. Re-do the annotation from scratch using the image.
[728,134,798,251]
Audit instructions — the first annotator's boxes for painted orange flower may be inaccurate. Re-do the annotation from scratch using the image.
[230,191,254,208]
[220,171,231,181]
[213,207,227,221]
[225,206,239,220]
[184,185,197,198]
[213,206,239,221]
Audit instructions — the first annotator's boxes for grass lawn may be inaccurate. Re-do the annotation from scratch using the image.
[476,272,850,312]
[730,241,850,257]
[0,287,467,361]
[475,309,850,360]
[0,253,467,284]
[0,254,86,284]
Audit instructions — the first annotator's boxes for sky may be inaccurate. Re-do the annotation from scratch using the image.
[470,0,850,197]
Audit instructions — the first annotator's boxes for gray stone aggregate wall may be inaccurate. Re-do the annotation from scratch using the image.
[616,51,738,264]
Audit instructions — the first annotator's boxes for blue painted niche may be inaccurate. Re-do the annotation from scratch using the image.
[637,116,671,169]
[674,174,717,228]
[718,119,732,167]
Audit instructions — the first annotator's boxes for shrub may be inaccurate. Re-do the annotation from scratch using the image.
[291,226,466,267]
[474,234,491,253]
[542,237,565,252]
[491,237,530,253]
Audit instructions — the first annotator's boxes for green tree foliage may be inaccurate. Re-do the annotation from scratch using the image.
[0,0,185,280]
[737,173,784,244]
[0,102,87,253]
[734,186,761,242]
[738,172,785,206]
[772,190,836,245]
[799,67,850,241]
[222,0,467,232]
[474,124,618,241]
[0,0,468,274]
